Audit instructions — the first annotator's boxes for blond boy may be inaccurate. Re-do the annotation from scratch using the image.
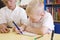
[25,0,54,35]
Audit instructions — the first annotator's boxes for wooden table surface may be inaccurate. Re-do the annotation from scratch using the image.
[0,29,60,40]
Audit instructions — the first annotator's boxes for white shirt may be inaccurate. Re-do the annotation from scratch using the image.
[0,6,28,27]
[28,11,54,31]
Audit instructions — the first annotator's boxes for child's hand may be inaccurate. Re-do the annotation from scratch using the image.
[0,26,10,33]
[13,27,24,34]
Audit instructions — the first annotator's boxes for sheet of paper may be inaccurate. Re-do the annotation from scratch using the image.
[23,31,38,37]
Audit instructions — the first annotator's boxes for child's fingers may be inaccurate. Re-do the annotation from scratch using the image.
[15,28,20,34]
[5,28,10,33]
[0,29,4,33]
[12,27,23,34]
[12,27,15,32]
[19,27,24,31]
[0,28,9,33]
[2,28,8,33]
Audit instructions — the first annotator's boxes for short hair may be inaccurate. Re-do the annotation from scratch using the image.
[26,0,44,16]
[1,0,16,5]
[1,0,8,4]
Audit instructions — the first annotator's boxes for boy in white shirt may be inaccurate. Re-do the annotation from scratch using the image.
[0,0,28,33]
[25,0,54,35]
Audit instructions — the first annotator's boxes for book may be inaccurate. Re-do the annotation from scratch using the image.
[56,0,60,4]
[47,0,55,4]
[53,8,58,21]
[57,8,60,21]
[46,0,60,22]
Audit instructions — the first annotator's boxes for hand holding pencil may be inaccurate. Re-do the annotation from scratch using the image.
[12,21,41,37]
[12,21,23,34]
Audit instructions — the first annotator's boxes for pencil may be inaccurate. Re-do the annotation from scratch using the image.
[34,35,43,40]
[12,21,23,34]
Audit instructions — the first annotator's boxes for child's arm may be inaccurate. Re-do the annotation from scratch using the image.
[25,26,51,35]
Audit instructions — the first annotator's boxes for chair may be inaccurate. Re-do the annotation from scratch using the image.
[51,22,60,40]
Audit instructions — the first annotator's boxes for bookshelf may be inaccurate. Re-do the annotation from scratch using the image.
[45,0,60,22]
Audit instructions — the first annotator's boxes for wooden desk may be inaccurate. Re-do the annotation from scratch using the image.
[1,29,60,40]
[0,29,41,40]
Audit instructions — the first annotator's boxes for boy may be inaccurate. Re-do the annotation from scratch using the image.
[25,0,54,35]
[0,0,27,33]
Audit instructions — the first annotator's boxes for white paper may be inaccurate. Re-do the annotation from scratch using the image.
[23,31,38,37]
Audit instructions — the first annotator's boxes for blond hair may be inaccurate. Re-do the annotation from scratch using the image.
[26,0,44,16]
[1,0,16,4]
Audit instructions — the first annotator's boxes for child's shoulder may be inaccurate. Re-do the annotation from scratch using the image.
[16,6,25,10]
[45,11,52,16]
[16,6,26,13]
[0,6,7,10]
[44,11,53,19]
[0,6,8,12]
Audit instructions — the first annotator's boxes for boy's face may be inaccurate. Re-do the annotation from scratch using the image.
[5,0,16,9]
[29,7,44,23]
[29,13,44,23]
